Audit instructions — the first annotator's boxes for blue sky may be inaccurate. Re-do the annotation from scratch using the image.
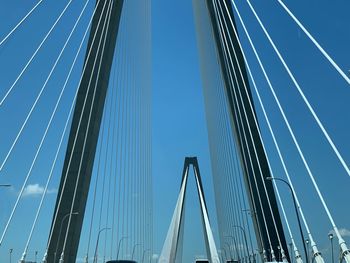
[0,0,350,262]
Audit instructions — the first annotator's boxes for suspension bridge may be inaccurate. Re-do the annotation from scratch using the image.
[0,0,349,262]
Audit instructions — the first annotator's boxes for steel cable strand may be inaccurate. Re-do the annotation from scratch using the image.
[19,1,97,259]
[210,1,265,257]
[246,0,350,182]
[110,33,123,260]
[216,52,243,260]
[100,37,118,261]
[229,0,345,260]
[85,98,108,262]
[0,0,92,247]
[212,1,275,259]
[214,1,290,261]
[61,2,114,261]
[0,0,45,47]
[119,5,131,256]
[223,0,324,261]
[0,0,74,107]
[40,2,109,261]
[49,1,113,260]
[112,3,128,257]
[276,0,350,86]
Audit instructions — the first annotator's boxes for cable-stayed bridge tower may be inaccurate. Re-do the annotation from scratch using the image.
[45,1,124,262]
[159,157,220,263]
[193,1,289,261]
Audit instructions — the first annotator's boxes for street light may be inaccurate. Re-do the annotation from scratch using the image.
[35,251,38,263]
[116,236,128,260]
[266,177,309,263]
[242,209,257,263]
[328,233,334,263]
[54,212,79,263]
[232,225,251,263]
[9,248,13,263]
[93,227,111,263]
[132,243,142,260]
[0,184,11,187]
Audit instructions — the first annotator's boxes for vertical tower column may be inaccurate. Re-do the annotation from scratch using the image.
[193,0,290,261]
[46,1,124,262]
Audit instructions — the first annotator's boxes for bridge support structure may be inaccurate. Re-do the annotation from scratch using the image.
[193,0,290,261]
[45,0,124,262]
[159,157,220,263]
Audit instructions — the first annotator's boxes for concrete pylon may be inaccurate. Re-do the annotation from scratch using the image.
[159,157,220,263]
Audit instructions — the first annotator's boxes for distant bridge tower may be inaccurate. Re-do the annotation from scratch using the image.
[159,157,220,263]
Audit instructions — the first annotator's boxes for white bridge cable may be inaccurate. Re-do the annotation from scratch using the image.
[245,0,350,253]
[219,64,247,260]
[0,0,75,171]
[102,48,117,261]
[216,3,307,260]
[113,4,131,256]
[109,30,123,260]
[43,0,110,258]
[214,48,242,260]
[213,0,280,259]
[0,0,45,47]
[115,8,128,258]
[200,0,261,256]
[86,97,108,261]
[61,1,114,259]
[225,0,324,260]
[213,2,262,257]
[0,0,73,107]
[245,0,350,179]
[214,1,296,261]
[277,0,350,86]
[0,0,92,247]
[20,0,94,258]
[212,2,263,258]
[207,26,238,254]
[231,0,349,258]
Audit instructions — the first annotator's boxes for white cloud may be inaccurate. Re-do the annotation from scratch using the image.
[152,253,159,260]
[329,228,350,237]
[22,184,57,197]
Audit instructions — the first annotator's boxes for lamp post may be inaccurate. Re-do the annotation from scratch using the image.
[54,212,79,263]
[242,209,257,263]
[142,249,151,263]
[266,177,309,263]
[93,227,111,263]
[132,243,142,260]
[233,225,251,263]
[116,236,128,260]
[9,248,13,263]
[328,233,334,263]
[35,251,38,263]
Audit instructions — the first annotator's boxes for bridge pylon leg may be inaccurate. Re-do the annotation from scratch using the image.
[45,1,124,262]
